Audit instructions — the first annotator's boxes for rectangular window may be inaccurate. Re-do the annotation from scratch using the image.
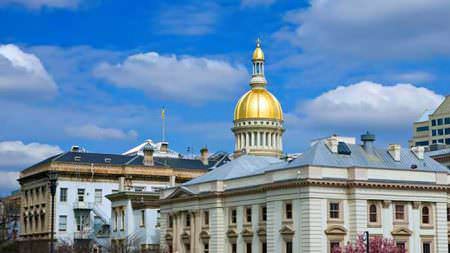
[432,119,436,126]
[447,207,450,222]
[203,210,209,226]
[185,213,191,227]
[134,186,145,192]
[416,141,429,146]
[432,129,437,136]
[140,210,145,227]
[396,242,406,250]
[261,242,267,253]
[438,129,444,135]
[446,128,450,135]
[422,242,431,253]
[416,126,429,132]
[246,243,252,253]
[114,209,118,231]
[95,189,102,204]
[168,215,173,228]
[245,207,252,223]
[432,140,437,144]
[285,241,293,253]
[330,242,340,253]
[230,208,237,224]
[121,209,125,230]
[395,204,405,221]
[203,243,209,253]
[77,188,85,202]
[438,118,443,125]
[58,215,67,231]
[60,188,67,202]
[261,206,267,222]
[329,202,340,219]
[445,118,450,124]
[231,243,237,253]
[285,202,293,220]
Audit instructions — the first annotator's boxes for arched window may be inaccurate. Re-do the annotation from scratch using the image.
[369,204,377,223]
[422,206,430,224]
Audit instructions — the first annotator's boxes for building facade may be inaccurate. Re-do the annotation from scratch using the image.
[18,142,216,252]
[410,96,450,148]
[159,135,450,253]
[157,41,450,253]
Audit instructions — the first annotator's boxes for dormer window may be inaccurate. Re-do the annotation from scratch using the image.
[74,156,81,161]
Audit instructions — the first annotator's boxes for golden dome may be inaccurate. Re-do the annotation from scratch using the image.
[252,39,264,61]
[234,88,283,121]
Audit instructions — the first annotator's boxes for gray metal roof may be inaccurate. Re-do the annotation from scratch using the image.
[183,140,449,186]
[427,148,450,158]
[415,109,435,123]
[184,155,281,185]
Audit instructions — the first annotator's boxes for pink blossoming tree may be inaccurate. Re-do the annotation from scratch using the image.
[332,234,406,253]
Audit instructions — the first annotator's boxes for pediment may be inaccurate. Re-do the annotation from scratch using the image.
[257,227,266,237]
[391,227,412,236]
[165,233,173,241]
[200,230,210,240]
[165,186,195,199]
[324,225,347,235]
[279,225,295,235]
[241,227,254,238]
[227,228,238,238]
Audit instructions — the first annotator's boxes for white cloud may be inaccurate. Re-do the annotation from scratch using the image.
[94,52,248,103]
[156,2,219,35]
[276,0,450,60]
[241,0,275,7]
[298,81,443,129]
[392,71,435,83]
[0,172,20,193]
[0,44,57,98]
[0,141,62,169]
[0,0,80,9]
[65,124,138,140]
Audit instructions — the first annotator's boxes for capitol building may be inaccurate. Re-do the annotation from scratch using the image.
[158,41,450,253]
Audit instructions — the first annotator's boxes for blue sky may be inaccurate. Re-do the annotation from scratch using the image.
[1,0,450,193]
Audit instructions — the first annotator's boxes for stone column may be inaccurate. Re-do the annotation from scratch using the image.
[436,202,448,253]
[257,132,261,148]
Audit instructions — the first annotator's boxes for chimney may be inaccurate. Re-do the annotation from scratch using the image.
[326,135,339,153]
[361,131,376,154]
[143,144,154,166]
[411,146,425,160]
[200,147,209,166]
[119,177,125,191]
[160,142,168,153]
[388,144,401,162]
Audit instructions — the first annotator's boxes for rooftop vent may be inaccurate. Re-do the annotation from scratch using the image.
[71,146,81,152]
[325,135,339,153]
[74,156,81,162]
[411,146,425,160]
[411,164,418,169]
[388,144,401,162]
[104,158,111,163]
[361,131,375,154]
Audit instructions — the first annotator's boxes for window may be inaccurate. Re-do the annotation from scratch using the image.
[121,209,125,230]
[422,242,431,253]
[203,210,209,226]
[285,202,293,220]
[261,206,267,222]
[114,209,118,231]
[185,213,191,227]
[446,128,450,135]
[58,215,67,231]
[285,241,293,253]
[416,141,429,146]
[203,243,209,253]
[432,119,436,126]
[246,243,252,253]
[369,204,378,223]
[447,207,450,222]
[245,207,252,223]
[95,189,102,204]
[261,242,267,253]
[60,188,67,202]
[422,206,431,225]
[438,118,443,125]
[438,129,444,135]
[394,204,405,221]
[396,242,406,250]
[446,118,450,124]
[231,243,237,253]
[330,241,340,253]
[140,210,145,227]
[329,202,340,220]
[77,188,85,202]
[168,215,173,228]
[446,138,450,145]
[432,140,437,144]
[230,208,237,224]
[416,126,429,132]
[432,130,437,136]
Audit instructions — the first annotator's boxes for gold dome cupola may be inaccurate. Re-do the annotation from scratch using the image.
[232,39,284,157]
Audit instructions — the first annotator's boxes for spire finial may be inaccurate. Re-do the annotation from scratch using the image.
[256,38,261,48]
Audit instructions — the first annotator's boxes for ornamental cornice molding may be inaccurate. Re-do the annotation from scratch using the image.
[159,177,449,205]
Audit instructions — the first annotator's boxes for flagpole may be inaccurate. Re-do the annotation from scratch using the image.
[161,107,166,142]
